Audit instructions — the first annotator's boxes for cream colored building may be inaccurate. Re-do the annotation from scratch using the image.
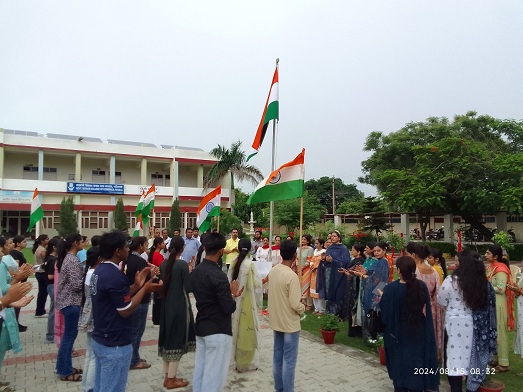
[0,128,231,238]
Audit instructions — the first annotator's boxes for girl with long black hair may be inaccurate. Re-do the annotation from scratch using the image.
[32,234,49,317]
[380,256,439,392]
[158,236,194,389]
[227,238,262,373]
[438,250,496,391]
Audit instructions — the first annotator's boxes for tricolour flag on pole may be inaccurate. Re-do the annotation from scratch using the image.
[27,188,44,232]
[141,184,156,226]
[247,67,279,162]
[196,186,222,233]
[133,214,143,237]
[247,149,305,205]
[135,189,146,217]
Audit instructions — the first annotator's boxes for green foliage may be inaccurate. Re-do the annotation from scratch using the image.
[360,112,523,241]
[337,198,366,214]
[58,197,78,237]
[420,241,457,256]
[319,313,342,332]
[273,191,325,231]
[384,231,406,251]
[232,188,268,226]
[168,199,182,234]
[211,209,243,236]
[361,197,390,238]
[204,140,263,188]
[307,221,337,240]
[114,198,128,231]
[492,230,515,251]
[305,176,364,214]
[344,232,378,248]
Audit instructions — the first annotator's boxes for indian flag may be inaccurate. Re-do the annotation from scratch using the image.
[247,67,279,162]
[141,184,156,226]
[135,189,145,217]
[197,186,221,233]
[27,188,44,232]
[133,214,143,237]
[247,149,305,205]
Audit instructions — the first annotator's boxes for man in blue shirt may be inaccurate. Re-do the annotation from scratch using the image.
[181,227,201,263]
[91,231,162,392]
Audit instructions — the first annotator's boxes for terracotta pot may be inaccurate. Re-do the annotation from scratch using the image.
[478,379,504,392]
[319,329,336,344]
[378,346,386,366]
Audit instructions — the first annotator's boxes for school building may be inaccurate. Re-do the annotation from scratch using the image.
[0,128,231,238]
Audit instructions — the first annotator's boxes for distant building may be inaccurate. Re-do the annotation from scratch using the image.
[0,128,230,237]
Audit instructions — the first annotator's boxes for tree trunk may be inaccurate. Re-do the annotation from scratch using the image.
[460,213,494,241]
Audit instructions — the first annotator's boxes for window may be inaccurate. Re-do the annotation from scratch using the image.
[23,166,57,180]
[156,213,170,229]
[92,170,106,183]
[186,213,197,229]
[151,173,171,186]
[82,211,109,229]
[42,211,59,229]
[115,171,122,184]
[127,213,137,229]
[69,174,75,181]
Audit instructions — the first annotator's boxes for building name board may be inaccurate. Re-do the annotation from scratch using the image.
[67,182,124,195]
[0,190,33,204]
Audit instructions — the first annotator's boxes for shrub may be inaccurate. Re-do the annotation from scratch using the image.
[319,313,342,332]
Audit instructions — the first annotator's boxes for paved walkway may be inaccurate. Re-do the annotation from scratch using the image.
[2,279,431,392]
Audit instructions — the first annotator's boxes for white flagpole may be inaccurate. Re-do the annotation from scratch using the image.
[269,58,279,246]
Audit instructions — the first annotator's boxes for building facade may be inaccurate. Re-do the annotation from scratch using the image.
[0,128,231,238]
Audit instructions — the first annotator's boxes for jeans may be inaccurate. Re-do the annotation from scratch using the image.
[193,334,232,392]
[130,303,149,366]
[82,333,96,392]
[273,331,300,392]
[46,284,55,341]
[56,305,81,377]
[92,339,132,392]
[35,272,48,316]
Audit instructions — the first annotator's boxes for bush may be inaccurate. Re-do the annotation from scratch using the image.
[319,313,342,332]
[420,241,457,256]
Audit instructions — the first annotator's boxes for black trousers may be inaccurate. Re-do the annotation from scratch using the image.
[35,272,48,316]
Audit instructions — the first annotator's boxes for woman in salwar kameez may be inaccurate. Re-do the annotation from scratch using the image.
[158,236,195,389]
[310,239,326,314]
[340,244,365,336]
[228,239,262,373]
[485,244,514,372]
[297,235,314,310]
[325,231,350,317]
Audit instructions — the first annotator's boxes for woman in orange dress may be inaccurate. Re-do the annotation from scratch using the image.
[298,235,314,310]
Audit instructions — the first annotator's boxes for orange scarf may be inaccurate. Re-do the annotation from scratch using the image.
[488,262,515,331]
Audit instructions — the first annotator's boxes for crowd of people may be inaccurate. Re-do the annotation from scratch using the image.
[1,227,523,392]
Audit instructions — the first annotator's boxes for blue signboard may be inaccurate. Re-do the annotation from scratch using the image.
[67,182,124,195]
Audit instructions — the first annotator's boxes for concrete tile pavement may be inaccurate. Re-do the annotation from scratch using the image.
[2,278,428,391]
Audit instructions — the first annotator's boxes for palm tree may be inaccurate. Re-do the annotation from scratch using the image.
[204,140,264,189]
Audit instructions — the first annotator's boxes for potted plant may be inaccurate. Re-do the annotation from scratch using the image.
[368,335,386,365]
[478,374,504,392]
[319,313,341,344]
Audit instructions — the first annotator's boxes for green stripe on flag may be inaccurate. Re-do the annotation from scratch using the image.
[198,206,221,233]
[247,179,304,205]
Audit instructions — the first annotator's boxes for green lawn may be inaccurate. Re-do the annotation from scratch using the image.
[299,308,523,391]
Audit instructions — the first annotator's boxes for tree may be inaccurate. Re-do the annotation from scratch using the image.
[361,197,390,238]
[337,198,366,214]
[273,192,325,231]
[204,140,264,189]
[58,197,78,237]
[211,209,243,236]
[232,188,269,227]
[168,199,182,234]
[305,177,364,214]
[114,198,128,231]
[360,112,523,240]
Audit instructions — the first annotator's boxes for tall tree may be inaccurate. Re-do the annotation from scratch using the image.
[232,188,269,227]
[204,140,264,189]
[273,192,325,231]
[168,199,182,234]
[58,197,78,237]
[305,177,364,214]
[114,198,128,231]
[361,197,390,238]
[360,112,523,240]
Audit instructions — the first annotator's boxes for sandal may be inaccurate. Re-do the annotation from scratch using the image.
[494,365,509,373]
[60,373,82,382]
[0,382,9,387]
[72,368,83,375]
[130,361,151,370]
[0,386,14,392]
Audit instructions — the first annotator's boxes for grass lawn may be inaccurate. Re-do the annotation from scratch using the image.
[299,307,523,391]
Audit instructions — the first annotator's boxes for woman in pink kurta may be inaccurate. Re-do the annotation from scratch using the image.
[406,242,443,356]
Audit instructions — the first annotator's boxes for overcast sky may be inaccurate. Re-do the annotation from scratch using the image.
[1,1,522,196]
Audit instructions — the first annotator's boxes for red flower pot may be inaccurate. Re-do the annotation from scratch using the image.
[378,346,386,366]
[320,329,336,344]
[478,379,505,392]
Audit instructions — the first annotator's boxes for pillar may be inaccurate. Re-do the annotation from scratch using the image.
[38,150,44,181]
[140,158,147,185]
[443,214,454,243]
[75,153,81,182]
[197,164,204,188]
[400,213,409,239]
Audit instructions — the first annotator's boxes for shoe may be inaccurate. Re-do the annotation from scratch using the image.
[35,313,48,318]
[18,324,27,332]
[164,377,189,389]
[130,361,151,370]
[494,365,509,373]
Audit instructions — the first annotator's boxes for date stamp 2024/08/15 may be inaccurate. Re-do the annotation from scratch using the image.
[414,367,496,375]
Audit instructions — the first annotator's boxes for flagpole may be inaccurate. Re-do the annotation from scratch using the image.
[298,196,303,286]
[269,58,279,247]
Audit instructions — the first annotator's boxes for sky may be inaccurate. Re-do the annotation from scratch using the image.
[1,1,522,197]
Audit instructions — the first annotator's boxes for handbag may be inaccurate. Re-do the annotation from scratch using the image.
[366,308,385,338]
